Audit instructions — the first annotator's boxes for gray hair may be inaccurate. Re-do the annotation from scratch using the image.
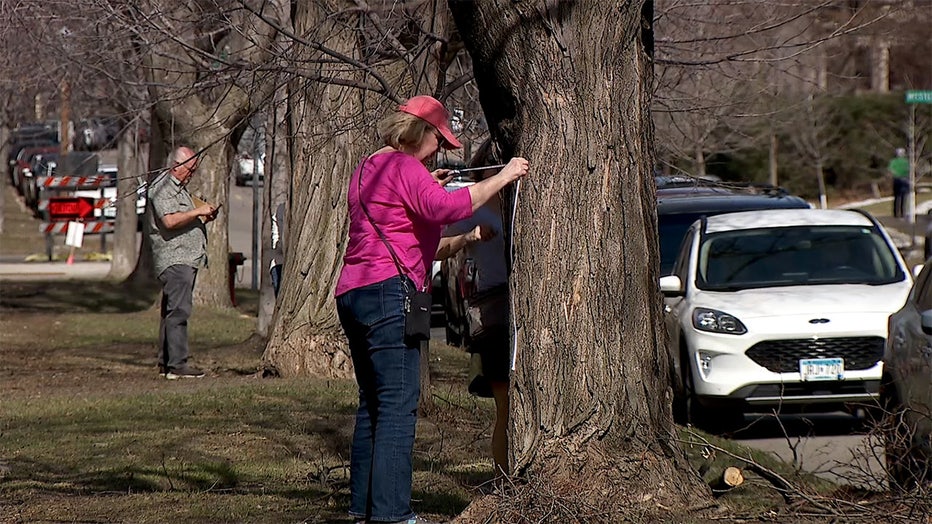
[165,146,196,169]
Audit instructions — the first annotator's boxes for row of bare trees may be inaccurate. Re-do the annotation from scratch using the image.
[2,0,929,519]
[653,0,932,194]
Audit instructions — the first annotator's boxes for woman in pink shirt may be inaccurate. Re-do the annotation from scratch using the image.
[336,95,528,524]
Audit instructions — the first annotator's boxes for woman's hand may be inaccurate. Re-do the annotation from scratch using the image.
[467,157,530,211]
[431,168,455,186]
[499,157,529,183]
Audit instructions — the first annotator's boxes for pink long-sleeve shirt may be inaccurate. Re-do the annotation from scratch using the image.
[335,151,474,296]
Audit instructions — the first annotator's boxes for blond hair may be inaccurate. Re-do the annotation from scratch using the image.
[378,111,432,151]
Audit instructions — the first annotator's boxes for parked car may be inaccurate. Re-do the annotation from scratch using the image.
[656,178,810,275]
[660,208,913,430]
[73,165,124,220]
[233,151,265,186]
[74,117,120,151]
[11,145,57,198]
[10,122,58,145]
[881,259,931,491]
[7,138,57,186]
[21,151,56,212]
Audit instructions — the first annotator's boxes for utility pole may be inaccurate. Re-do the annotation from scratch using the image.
[904,90,931,244]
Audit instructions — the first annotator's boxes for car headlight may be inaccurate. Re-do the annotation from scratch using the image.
[692,307,747,335]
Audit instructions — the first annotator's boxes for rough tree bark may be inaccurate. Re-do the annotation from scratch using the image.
[449,0,710,520]
[260,0,465,379]
[108,117,147,281]
[256,89,288,338]
[261,0,377,378]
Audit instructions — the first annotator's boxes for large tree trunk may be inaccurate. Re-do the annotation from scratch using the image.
[108,117,147,280]
[127,114,166,286]
[449,1,709,520]
[261,0,376,378]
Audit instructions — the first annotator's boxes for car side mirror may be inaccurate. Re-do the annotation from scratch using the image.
[921,310,932,336]
[659,275,684,298]
[912,264,925,278]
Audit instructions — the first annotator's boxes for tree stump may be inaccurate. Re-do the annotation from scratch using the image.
[710,466,744,496]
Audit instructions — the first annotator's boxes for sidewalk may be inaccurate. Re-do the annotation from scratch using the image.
[0,259,111,281]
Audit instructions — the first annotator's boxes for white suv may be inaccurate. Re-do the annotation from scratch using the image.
[660,208,913,429]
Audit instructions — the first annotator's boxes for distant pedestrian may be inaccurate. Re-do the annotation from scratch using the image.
[147,146,218,379]
[888,148,909,218]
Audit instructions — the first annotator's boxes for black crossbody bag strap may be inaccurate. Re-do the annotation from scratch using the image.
[356,155,427,292]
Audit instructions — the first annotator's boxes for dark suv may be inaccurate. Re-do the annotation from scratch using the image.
[656,177,811,275]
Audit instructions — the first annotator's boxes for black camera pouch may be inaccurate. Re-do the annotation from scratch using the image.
[404,286,433,343]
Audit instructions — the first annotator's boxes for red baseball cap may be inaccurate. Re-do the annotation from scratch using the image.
[398,95,462,150]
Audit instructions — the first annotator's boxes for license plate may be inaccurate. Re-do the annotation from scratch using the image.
[799,357,844,381]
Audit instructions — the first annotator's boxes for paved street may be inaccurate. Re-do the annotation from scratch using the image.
[734,412,885,489]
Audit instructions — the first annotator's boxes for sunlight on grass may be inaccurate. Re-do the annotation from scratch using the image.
[0,306,255,350]
[0,379,359,520]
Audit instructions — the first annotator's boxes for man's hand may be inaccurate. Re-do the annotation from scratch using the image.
[197,204,219,223]
[431,168,455,186]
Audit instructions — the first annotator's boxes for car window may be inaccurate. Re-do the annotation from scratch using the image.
[658,213,703,275]
[697,225,904,290]
[673,228,694,282]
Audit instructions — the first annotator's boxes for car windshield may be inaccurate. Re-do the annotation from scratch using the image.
[697,225,904,290]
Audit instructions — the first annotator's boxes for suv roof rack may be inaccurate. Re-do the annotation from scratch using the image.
[655,175,789,197]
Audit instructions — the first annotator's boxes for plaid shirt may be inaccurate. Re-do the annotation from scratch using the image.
[146,171,208,277]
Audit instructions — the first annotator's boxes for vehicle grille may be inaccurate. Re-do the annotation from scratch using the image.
[745,337,884,373]
[746,380,880,399]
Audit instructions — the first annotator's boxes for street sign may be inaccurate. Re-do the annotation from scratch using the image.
[47,197,94,220]
[905,90,932,104]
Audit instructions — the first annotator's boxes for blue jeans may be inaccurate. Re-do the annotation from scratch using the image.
[336,275,420,523]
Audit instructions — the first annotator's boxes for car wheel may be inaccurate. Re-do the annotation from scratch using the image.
[671,347,689,425]
[683,356,741,434]
[23,179,34,209]
[881,384,927,491]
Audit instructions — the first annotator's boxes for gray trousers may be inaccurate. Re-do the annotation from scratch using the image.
[158,265,197,370]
